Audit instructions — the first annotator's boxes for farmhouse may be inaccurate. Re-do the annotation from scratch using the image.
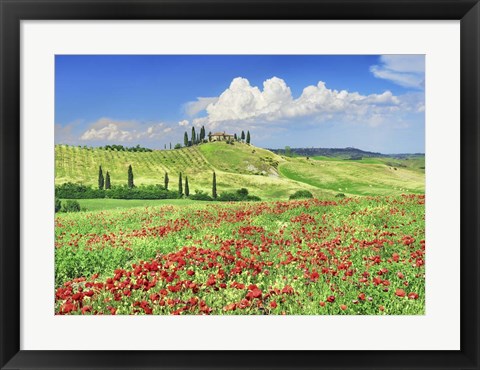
[208,132,234,142]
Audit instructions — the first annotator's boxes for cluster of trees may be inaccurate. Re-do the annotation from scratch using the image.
[101,144,153,152]
[184,126,207,147]
[225,130,251,145]
[237,130,251,144]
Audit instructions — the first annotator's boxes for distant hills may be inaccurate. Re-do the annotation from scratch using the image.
[268,147,424,159]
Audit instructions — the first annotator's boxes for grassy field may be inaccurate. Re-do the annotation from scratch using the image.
[61,198,201,211]
[55,194,425,315]
[55,143,425,200]
[55,143,425,315]
[279,157,424,196]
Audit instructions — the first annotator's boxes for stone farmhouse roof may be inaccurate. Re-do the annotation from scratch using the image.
[209,132,234,137]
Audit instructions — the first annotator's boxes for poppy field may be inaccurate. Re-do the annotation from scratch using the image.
[55,194,425,315]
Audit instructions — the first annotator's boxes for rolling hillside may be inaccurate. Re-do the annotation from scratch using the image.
[55,142,425,199]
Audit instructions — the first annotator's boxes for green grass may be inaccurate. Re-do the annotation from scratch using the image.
[61,198,201,211]
[199,141,282,175]
[279,156,424,196]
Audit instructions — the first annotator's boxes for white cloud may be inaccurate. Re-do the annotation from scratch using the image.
[184,97,218,116]
[195,77,414,129]
[370,55,425,89]
[81,123,133,141]
[80,118,169,142]
[178,119,189,126]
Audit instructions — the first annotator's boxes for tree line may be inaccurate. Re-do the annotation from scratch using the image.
[57,165,260,204]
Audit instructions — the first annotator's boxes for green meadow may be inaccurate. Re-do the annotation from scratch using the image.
[55,142,424,205]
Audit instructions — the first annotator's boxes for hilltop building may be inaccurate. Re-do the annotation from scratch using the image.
[208,132,234,142]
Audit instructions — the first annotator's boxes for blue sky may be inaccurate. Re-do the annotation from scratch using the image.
[55,55,425,153]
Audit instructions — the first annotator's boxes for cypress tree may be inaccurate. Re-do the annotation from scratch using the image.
[241,131,245,142]
[184,132,189,147]
[164,144,166,150]
[105,171,111,189]
[191,127,196,146]
[178,173,183,197]
[212,171,217,199]
[185,176,189,197]
[170,142,172,149]
[234,133,237,141]
[128,165,134,188]
[164,172,169,190]
[200,126,205,141]
[98,165,104,190]
[246,130,251,144]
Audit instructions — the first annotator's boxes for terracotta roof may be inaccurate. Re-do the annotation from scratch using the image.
[210,132,234,136]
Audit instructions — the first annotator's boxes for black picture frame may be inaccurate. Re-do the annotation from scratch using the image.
[1,1,479,369]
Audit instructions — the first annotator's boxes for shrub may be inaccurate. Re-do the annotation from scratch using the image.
[189,190,213,201]
[106,185,179,200]
[217,188,261,202]
[56,182,179,200]
[236,188,249,197]
[289,190,314,200]
[217,192,239,202]
[62,200,81,212]
[335,193,346,198]
[55,182,105,199]
[55,198,62,213]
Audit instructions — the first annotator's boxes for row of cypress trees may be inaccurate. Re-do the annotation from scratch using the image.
[236,130,251,144]
[98,165,218,199]
[98,165,134,189]
[184,126,207,147]
[178,172,217,198]
[97,166,112,190]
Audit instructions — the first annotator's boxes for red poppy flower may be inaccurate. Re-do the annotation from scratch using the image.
[223,303,236,311]
[408,292,419,300]
[81,305,92,314]
[395,288,406,297]
[340,304,347,311]
[327,295,335,303]
[72,292,83,301]
[251,288,262,299]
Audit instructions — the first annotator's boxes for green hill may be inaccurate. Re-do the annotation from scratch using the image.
[55,142,424,199]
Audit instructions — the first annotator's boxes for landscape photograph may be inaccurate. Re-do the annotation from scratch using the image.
[54,55,425,315]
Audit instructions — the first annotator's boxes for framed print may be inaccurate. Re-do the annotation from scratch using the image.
[0,0,479,369]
